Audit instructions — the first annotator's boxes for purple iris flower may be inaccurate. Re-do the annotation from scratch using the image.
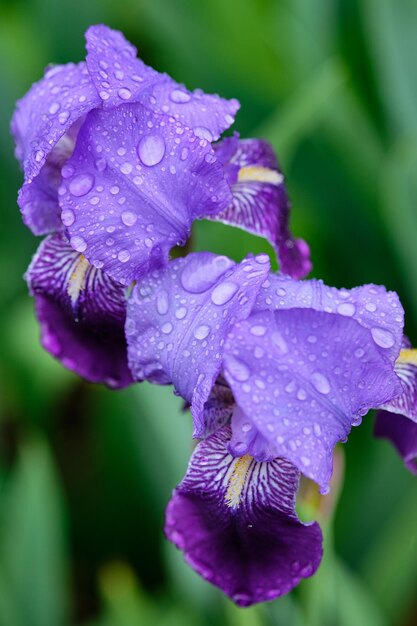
[165,425,322,606]
[126,252,404,492]
[375,345,417,473]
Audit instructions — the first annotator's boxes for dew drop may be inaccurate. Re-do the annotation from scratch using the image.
[61,164,74,179]
[175,306,187,320]
[162,322,173,334]
[310,372,331,394]
[271,331,288,354]
[61,209,75,226]
[118,249,130,263]
[137,133,165,166]
[120,162,133,174]
[70,235,87,253]
[180,147,189,161]
[121,210,137,226]
[211,281,238,305]
[194,324,210,340]
[69,174,94,197]
[365,302,377,312]
[170,89,191,103]
[371,327,395,349]
[337,302,356,316]
[193,126,213,141]
[118,87,132,100]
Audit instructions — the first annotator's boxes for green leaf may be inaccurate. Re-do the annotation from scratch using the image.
[0,437,68,626]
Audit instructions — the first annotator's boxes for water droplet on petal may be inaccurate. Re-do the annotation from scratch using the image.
[137,134,165,166]
[121,210,137,226]
[118,249,130,263]
[337,302,356,316]
[371,327,395,349]
[193,126,213,141]
[310,372,331,394]
[61,209,75,226]
[271,331,288,354]
[170,89,191,103]
[194,324,210,340]
[70,235,87,253]
[250,325,266,336]
[69,174,94,197]
[175,307,187,320]
[162,322,173,334]
[118,87,132,100]
[365,302,377,312]
[211,281,238,305]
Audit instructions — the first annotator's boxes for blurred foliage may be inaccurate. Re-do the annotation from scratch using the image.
[0,0,417,624]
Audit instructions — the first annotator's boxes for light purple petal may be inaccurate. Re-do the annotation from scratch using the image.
[211,138,311,279]
[59,104,232,285]
[254,274,404,367]
[18,162,62,235]
[85,25,239,138]
[126,252,270,434]
[26,234,132,387]
[223,309,403,491]
[11,62,99,182]
[165,426,322,606]
[375,410,417,474]
[85,24,159,108]
[200,379,235,437]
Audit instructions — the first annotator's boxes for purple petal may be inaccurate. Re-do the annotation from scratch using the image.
[165,426,322,606]
[211,138,311,279]
[85,24,159,108]
[223,309,403,491]
[375,410,417,474]
[254,274,404,367]
[59,104,232,285]
[11,62,99,182]
[85,25,239,138]
[26,234,132,387]
[200,380,235,437]
[126,252,270,433]
[18,161,62,235]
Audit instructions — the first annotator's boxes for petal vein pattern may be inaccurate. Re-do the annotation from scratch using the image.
[26,234,132,387]
[165,426,322,606]
[126,252,270,434]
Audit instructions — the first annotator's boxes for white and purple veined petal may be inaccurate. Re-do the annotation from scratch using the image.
[254,274,404,367]
[59,103,232,285]
[375,347,417,473]
[26,234,132,388]
[165,426,323,606]
[125,251,270,435]
[223,308,403,492]
[85,25,239,138]
[211,137,312,279]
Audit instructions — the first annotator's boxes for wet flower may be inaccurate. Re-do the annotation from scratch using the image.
[165,426,322,606]
[12,24,239,284]
[375,346,417,473]
[126,252,404,492]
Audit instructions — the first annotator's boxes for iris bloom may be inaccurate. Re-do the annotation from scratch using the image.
[125,250,405,602]
[13,25,310,384]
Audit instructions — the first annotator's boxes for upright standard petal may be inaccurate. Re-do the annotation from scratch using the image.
[85,25,239,138]
[375,348,417,473]
[26,234,132,387]
[254,274,404,367]
[59,104,232,285]
[211,138,311,279]
[223,309,403,491]
[11,62,99,182]
[165,426,322,606]
[126,252,270,434]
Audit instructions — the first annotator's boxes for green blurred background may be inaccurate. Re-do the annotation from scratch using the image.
[1,0,417,624]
